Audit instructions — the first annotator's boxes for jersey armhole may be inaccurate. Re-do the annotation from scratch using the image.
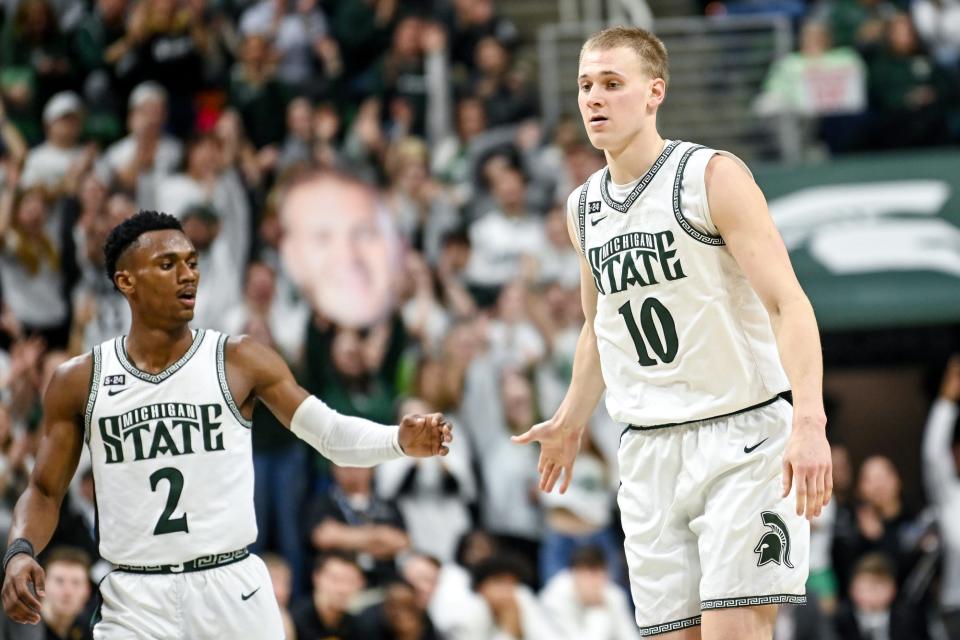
[84,345,102,444]
[698,149,754,236]
[216,334,253,429]
[572,177,591,257]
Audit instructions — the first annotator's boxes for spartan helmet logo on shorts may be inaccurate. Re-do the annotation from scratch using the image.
[753,511,794,569]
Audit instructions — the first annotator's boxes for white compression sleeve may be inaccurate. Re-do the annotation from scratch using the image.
[289,395,405,467]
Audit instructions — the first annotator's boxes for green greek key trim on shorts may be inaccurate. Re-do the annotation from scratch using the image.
[216,333,252,428]
[672,145,725,246]
[84,345,102,445]
[600,140,681,212]
[116,329,206,384]
[639,614,701,637]
[577,177,591,254]
[115,547,250,574]
[700,594,807,610]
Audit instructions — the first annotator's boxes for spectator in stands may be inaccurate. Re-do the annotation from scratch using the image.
[755,19,868,153]
[867,13,952,148]
[21,92,95,194]
[263,553,298,640]
[442,0,519,74]
[308,463,409,588]
[124,0,209,136]
[464,164,547,296]
[821,0,897,52]
[922,355,960,637]
[40,547,93,640]
[540,546,639,640]
[176,203,243,332]
[73,0,134,141]
[0,0,74,141]
[292,551,364,640]
[99,81,182,209]
[854,455,918,583]
[400,553,442,619]
[539,432,620,585]
[278,97,315,170]
[228,33,289,150]
[475,370,544,570]
[239,0,330,94]
[385,138,458,265]
[356,578,442,639]
[461,555,557,640]
[0,404,31,543]
[911,0,960,67]
[0,166,69,348]
[376,397,476,563]
[329,0,399,81]
[469,36,536,127]
[834,553,929,639]
[486,281,547,370]
[68,188,133,355]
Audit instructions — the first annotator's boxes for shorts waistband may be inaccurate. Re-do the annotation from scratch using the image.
[623,391,793,435]
[114,548,249,574]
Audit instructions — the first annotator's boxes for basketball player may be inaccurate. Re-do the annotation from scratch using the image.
[512,27,831,639]
[1,211,452,638]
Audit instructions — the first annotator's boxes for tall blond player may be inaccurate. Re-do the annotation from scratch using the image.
[513,27,832,640]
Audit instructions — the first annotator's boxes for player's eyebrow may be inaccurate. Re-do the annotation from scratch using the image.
[578,70,625,80]
[153,251,197,261]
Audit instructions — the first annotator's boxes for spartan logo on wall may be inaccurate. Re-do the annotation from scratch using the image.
[753,511,794,569]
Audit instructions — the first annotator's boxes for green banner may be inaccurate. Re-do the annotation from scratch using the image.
[753,149,960,331]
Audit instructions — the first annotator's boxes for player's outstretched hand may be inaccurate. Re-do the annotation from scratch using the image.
[398,413,453,457]
[512,419,583,494]
[781,413,832,521]
[2,554,45,625]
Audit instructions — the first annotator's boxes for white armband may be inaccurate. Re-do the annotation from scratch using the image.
[290,395,405,466]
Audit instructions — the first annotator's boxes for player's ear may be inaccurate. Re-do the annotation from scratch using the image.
[648,77,666,110]
[114,270,134,295]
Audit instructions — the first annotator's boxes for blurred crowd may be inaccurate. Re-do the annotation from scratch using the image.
[753,0,960,154]
[1,0,960,639]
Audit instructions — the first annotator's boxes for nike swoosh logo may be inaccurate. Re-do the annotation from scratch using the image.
[743,438,769,454]
[241,587,260,601]
[107,388,129,396]
[590,216,607,226]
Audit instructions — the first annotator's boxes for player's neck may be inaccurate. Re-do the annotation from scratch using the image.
[604,128,665,185]
[124,320,195,375]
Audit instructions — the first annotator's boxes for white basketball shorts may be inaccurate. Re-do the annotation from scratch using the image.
[617,396,809,637]
[93,553,285,639]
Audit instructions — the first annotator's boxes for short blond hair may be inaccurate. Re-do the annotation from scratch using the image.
[581,26,670,87]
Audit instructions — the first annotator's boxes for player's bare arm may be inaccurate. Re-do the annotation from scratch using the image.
[512,208,606,494]
[2,355,90,624]
[224,335,452,461]
[706,154,832,521]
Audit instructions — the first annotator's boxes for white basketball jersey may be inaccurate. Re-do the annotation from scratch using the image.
[569,140,789,427]
[84,329,257,565]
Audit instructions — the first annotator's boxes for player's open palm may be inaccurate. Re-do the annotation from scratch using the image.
[782,417,832,521]
[398,413,453,457]
[512,420,583,493]
[2,554,45,625]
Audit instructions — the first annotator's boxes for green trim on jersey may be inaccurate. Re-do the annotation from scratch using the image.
[216,334,253,429]
[600,140,681,213]
[577,176,591,254]
[639,614,701,637]
[700,594,807,610]
[84,345,102,445]
[116,329,206,384]
[672,145,725,246]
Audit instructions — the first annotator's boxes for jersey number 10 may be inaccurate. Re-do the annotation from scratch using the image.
[618,297,679,366]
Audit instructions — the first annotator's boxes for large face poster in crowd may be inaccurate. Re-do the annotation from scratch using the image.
[278,173,399,329]
[755,149,960,331]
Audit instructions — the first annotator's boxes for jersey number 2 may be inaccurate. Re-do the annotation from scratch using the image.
[150,467,189,535]
[618,297,678,366]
